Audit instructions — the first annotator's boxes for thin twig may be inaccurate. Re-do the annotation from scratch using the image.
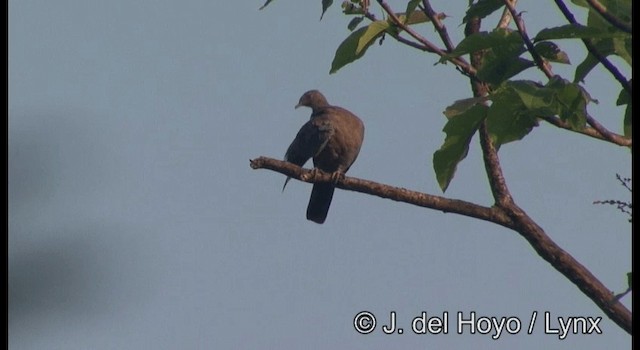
[421,0,455,52]
[394,35,433,51]
[616,174,632,192]
[538,115,632,147]
[496,0,517,29]
[585,0,632,33]
[613,288,631,302]
[503,0,554,79]
[464,13,513,208]
[584,114,630,146]
[363,7,435,54]
[376,0,476,76]
[479,123,515,207]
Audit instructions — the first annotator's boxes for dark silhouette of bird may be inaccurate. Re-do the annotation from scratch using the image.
[284,90,365,224]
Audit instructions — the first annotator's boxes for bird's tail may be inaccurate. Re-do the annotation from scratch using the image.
[306,183,335,224]
[282,177,292,192]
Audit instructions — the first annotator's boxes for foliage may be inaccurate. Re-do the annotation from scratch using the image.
[260,0,630,192]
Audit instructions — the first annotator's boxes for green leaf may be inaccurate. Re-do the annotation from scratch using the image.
[478,55,534,86]
[320,0,333,20]
[574,53,598,83]
[356,21,389,54]
[503,79,595,132]
[546,77,592,129]
[444,28,522,60]
[507,80,554,112]
[534,24,626,41]
[397,11,444,26]
[612,36,632,66]
[404,0,422,23]
[535,41,570,64]
[330,21,389,74]
[331,27,369,74]
[259,0,276,10]
[486,89,539,148]
[444,96,489,119]
[623,103,631,138]
[347,16,364,31]
[619,86,633,139]
[463,0,504,24]
[433,105,487,192]
[443,28,529,84]
[616,87,630,105]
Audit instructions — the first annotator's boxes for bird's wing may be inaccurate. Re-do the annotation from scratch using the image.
[283,117,335,191]
[285,118,334,165]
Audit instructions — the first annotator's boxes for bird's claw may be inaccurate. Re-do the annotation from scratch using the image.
[301,168,344,184]
[301,168,319,181]
[330,171,345,184]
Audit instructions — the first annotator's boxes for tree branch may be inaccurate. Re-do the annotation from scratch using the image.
[478,123,515,207]
[585,0,632,33]
[250,156,514,228]
[584,114,631,146]
[504,204,632,334]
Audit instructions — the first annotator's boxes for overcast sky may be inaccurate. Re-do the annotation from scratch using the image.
[9,1,631,349]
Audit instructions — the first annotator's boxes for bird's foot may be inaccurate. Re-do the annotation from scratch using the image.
[301,168,345,184]
[330,171,345,184]
[301,168,320,182]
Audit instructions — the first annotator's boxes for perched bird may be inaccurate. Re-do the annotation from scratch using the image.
[284,90,365,224]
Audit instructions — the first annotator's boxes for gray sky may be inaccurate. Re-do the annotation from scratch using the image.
[9,1,631,349]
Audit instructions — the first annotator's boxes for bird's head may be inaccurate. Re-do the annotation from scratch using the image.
[295,90,329,110]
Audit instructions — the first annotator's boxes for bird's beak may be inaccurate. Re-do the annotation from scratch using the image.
[294,103,302,109]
